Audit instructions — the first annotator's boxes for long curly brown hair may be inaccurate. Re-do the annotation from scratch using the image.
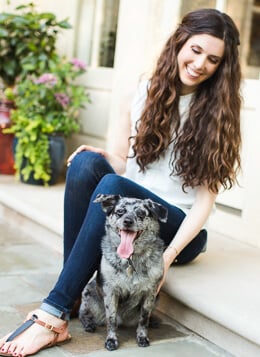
[132,9,241,193]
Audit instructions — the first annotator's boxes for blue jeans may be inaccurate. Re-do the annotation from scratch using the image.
[41,151,207,320]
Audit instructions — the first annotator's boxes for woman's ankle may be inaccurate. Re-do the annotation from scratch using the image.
[28,309,67,327]
[40,302,70,321]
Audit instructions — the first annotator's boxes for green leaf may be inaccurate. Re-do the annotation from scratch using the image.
[27,43,38,51]
[57,20,72,29]
[0,28,8,37]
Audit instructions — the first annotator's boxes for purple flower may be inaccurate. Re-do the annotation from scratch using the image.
[35,73,58,87]
[54,93,70,108]
[70,58,86,70]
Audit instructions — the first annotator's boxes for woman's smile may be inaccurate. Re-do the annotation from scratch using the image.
[185,65,201,78]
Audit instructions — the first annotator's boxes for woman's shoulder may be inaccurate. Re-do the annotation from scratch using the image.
[128,80,149,128]
[131,78,150,109]
[137,77,150,94]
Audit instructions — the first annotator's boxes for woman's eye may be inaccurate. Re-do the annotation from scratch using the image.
[208,57,219,65]
[192,47,200,54]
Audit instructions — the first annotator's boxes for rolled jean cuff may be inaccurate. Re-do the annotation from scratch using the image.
[40,302,70,321]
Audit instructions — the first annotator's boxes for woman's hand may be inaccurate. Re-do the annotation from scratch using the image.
[66,144,127,174]
[157,247,177,294]
[67,145,108,166]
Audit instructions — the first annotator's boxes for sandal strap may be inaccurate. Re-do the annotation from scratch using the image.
[6,314,67,343]
[34,316,67,334]
[6,316,36,342]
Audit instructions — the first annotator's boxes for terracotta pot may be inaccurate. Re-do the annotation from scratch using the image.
[0,99,15,175]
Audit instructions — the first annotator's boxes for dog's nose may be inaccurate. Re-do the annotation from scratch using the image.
[123,216,134,227]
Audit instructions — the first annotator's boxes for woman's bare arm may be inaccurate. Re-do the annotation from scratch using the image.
[158,185,217,292]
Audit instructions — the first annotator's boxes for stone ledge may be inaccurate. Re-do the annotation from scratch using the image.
[0,175,64,237]
[0,175,63,253]
[161,231,260,356]
[157,292,260,357]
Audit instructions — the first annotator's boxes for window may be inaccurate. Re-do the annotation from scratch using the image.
[75,0,120,68]
[247,0,260,67]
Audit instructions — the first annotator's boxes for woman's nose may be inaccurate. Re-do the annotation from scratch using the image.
[193,55,207,70]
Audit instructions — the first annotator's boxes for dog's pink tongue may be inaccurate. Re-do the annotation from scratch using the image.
[117,230,136,259]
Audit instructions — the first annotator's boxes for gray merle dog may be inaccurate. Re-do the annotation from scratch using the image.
[79,194,168,351]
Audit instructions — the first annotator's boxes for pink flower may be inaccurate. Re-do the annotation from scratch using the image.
[35,73,58,87]
[54,93,70,108]
[70,58,86,70]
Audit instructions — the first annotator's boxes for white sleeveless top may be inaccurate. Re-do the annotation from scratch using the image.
[125,80,197,213]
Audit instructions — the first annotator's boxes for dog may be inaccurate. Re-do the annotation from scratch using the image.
[79,194,168,351]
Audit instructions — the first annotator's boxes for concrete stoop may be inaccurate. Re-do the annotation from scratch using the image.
[0,175,259,357]
[160,232,260,357]
[0,175,63,253]
[157,293,260,357]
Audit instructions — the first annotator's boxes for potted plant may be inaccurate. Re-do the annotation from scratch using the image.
[4,57,90,185]
[0,2,71,87]
[0,2,72,175]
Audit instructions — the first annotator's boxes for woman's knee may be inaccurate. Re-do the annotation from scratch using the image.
[96,174,128,195]
[66,151,112,184]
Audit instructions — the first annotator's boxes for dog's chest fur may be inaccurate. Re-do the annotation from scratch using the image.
[99,228,164,294]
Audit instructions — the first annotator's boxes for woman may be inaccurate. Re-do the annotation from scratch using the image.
[0,8,241,357]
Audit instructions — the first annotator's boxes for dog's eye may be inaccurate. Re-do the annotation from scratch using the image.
[115,208,126,217]
[135,209,146,219]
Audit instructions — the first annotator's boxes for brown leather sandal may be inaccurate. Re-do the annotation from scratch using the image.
[0,314,71,356]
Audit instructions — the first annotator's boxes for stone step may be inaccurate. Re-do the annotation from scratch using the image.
[0,175,63,253]
[159,231,260,356]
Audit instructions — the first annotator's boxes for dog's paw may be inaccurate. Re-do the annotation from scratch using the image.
[105,338,119,351]
[137,336,150,347]
[80,320,96,333]
[84,324,96,333]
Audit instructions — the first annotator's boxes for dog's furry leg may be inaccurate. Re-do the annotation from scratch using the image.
[103,292,120,351]
[79,280,106,332]
[136,292,157,347]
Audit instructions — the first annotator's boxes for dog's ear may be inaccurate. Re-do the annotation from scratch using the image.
[144,199,168,223]
[94,194,121,215]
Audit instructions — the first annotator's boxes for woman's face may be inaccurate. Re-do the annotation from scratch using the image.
[177,34,225,95]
